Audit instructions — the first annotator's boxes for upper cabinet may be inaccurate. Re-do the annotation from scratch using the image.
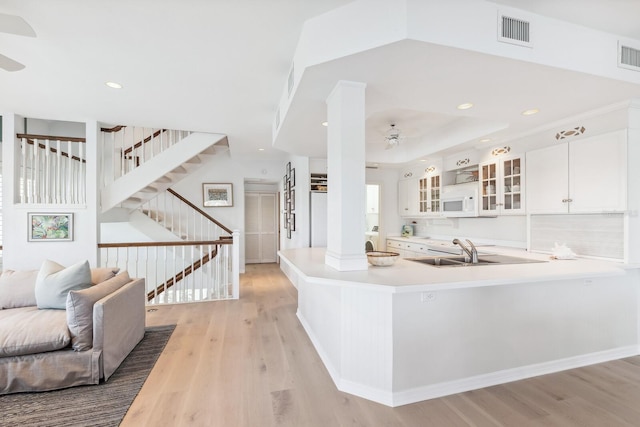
[526,130,627,214]
[398,168,442,217]
[398,176,419,217]
[478,154,525,215]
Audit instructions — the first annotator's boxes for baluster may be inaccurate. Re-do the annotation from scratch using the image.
[140,127,145,166]
[55,140,61,204]
[79,141,85,204]
[20,139,26,203]
[120,127,126,177]
[33,138,39,203]
[67,140,73,204]
[44,139,50,203]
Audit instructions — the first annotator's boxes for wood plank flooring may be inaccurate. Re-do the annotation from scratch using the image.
[121,263,640,427]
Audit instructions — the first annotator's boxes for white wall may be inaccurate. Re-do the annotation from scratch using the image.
[1,114,99,270]
[170,152,286,272]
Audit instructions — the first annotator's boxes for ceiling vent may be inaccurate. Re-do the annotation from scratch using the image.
[498,13,531,48]
[618,42,640,71]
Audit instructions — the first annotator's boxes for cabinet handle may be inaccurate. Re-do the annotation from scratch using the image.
[567,198,573,203]
[562,198,573,203]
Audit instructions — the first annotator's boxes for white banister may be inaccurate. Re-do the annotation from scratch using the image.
[98,240,235,304]
[17,136,86,205]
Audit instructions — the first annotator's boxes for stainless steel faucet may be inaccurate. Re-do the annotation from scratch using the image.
[452,238,479,264]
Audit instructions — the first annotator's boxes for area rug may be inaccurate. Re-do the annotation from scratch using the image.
[0,325,175,427]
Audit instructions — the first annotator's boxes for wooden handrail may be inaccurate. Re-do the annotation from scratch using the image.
[101,125,125,133]
[168,188,233,234]
[20,138,86,163]
[98,239,231,249]
[123,128,167,155]
[17,133,86,143]
[147,245,220,301]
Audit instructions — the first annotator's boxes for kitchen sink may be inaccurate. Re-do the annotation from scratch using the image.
[407,254,547,267]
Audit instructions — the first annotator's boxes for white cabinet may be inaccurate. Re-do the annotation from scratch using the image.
[386,239,431,257]
[418,174,441,216]
[478,155,525,215]
[398,178,419,217]
[399,174,441,217]
[527,130,627,214]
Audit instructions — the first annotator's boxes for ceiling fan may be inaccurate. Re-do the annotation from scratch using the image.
[0,12,37,72]
[383,123,406,149]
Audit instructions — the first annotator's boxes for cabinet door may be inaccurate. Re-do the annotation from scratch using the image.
[398,179,418,216]
[429,175,441,215]
[526,144,569,214]
[418,177,429,215]
[500,156,525,214]
[479,162,499,215]
[569,130,627,213]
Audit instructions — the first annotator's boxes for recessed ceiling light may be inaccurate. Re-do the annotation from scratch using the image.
[480,138,492,143]
[258,148,265,151]
[105,81,122,89]
[457,103,474,110]
[420,159,426,162]
[321,121,328,127]
[522,108,539,116]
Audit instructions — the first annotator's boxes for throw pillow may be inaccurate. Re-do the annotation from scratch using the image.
[66,271,131,351]
[35,260,92,309]
[90,267,121,285]
[0,270,39,309]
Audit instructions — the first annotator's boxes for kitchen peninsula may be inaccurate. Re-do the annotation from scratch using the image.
[278,247,640,407]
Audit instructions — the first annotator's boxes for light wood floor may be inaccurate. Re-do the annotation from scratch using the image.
[121,263,640,427]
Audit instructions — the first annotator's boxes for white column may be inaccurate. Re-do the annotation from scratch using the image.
[325,81,368,271]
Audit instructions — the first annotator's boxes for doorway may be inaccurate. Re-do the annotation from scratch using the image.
[365,184,380,252]
[245,192,277,263]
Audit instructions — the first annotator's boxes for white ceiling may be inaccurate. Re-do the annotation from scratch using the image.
[2,0,640,164]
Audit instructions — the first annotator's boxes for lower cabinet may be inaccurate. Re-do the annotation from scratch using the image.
[386,239,430,257]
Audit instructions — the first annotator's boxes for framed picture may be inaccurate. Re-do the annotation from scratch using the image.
[289,213,296,231]
[290,189,295,210]
[203,183,233,207]
[290,168,296,188]
[28,213,73,242]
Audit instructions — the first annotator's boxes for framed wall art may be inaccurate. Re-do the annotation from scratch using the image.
[203,183,233,207]
[28,213,74,242]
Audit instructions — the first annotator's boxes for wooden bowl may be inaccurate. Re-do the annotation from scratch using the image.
[366,251,400,266]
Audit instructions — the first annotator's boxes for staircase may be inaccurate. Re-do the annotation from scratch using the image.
[101,130,228,212]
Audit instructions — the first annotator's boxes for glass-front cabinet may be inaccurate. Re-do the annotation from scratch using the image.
[479,155,525,215]
[418,174,441,215]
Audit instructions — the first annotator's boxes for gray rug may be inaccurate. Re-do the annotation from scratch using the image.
[0,325,175,427]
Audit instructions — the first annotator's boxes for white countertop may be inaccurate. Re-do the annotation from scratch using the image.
[278,247,634,293]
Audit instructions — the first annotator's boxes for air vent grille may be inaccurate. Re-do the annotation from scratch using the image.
[498,14,531,47]
[619,44,640,71]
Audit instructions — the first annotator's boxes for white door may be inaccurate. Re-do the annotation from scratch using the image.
[245,192,277,263]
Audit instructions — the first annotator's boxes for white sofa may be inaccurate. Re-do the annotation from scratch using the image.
[0,265,146,395]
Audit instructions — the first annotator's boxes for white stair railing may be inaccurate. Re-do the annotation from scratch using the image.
[17,133,86,205]
[138,188,232,242]
[100,125,191,185]
[98,237,239,304]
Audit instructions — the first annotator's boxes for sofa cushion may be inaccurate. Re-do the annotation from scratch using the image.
[66,272,131,351]
[0,270,38,309]
[35,260,92,309]
[0,306,70,357]
[90,267,120,285]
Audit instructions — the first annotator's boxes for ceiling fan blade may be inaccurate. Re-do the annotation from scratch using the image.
[0,12,37,37]
[0,53,25,72]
